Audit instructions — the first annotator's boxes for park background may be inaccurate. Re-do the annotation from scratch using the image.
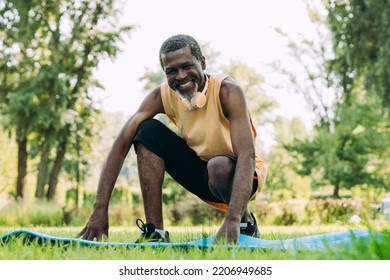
[0,0,389,231]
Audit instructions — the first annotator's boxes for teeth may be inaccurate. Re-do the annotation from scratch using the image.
[179,81,192,89]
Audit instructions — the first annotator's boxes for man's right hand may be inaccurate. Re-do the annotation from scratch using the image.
[76,208,109,241]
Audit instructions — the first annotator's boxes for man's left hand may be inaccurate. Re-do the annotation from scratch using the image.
[215,220,240,244]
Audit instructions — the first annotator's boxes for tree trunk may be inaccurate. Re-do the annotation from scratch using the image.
[16,136,28,200]
[47,139,67,200]
[333,183,340,198]
[35,141,50,199]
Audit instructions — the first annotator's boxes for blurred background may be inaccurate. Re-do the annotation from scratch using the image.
[0,0,389,228]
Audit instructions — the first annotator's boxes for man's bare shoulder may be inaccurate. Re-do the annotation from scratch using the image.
[219,76,244,100]
[220,76,240,89]
[218,76,246,117]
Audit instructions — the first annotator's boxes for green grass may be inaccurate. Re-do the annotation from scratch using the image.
[1,223,389,260]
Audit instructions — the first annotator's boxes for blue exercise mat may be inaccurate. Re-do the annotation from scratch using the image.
[0,229,384,251]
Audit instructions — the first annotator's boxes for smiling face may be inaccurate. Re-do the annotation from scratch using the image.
[161,46,206,100]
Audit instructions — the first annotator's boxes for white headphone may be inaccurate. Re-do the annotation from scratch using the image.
[180,75,209,111]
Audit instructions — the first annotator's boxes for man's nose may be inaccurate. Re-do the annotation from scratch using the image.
[176,69,188,80]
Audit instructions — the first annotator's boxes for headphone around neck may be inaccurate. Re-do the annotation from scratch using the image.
[180,75,209,111]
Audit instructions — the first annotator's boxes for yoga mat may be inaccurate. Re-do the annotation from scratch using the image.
[0,229,383,251]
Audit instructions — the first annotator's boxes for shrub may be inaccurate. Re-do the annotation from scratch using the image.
[0,201,64,226]
[304,198,364,224]
[251,197,371,226]
[168,193,225,226]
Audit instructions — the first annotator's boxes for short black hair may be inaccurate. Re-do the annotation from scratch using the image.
[159,34,203,68]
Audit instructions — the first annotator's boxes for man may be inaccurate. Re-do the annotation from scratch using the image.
[77,34,267,244]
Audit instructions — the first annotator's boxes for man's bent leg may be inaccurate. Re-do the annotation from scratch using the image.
[207,156,234,203]
[207,156,254,225]
[134,119,216,202]
[136,143,165,229]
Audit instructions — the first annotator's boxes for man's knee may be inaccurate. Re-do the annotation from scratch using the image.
[136,119,164,137]
[134,119,165,152]
[207,156,235,187]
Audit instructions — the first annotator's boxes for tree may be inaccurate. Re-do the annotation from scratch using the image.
[289,88,390,197]
[0,0,132,200]
[265,116,311,200]
[325,0,390,194]
[274,0,390,197]
[272,0,341,196]
[327,0,390,108]
[0,122,17,195]
[273,0,336,127]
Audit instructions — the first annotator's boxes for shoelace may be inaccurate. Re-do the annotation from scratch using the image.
[136,219,148,234]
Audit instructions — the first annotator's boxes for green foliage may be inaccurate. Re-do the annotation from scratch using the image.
[287,89,390,197]
[110,185,132,205]
[168,193,225,226]
[265,116,312,200]
[273,0,390,198]
[351,184,386,204]
[1,188,389,229]
[304,198,364,224]
[327,0,390,107]
[161,174,187,206]
[253,197,377,226]
[0,0,133,200]
[0,201,64,226]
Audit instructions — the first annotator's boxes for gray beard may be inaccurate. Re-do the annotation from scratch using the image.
[176,83,199,100]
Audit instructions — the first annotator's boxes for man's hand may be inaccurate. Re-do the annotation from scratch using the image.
[215,219,240,244]
[76,208,109,241]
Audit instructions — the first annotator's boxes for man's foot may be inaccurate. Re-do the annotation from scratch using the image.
[134,219,170,243]
[240,212,260,238]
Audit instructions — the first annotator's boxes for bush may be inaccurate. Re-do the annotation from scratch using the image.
[253,197,377,226]
[304,198,364,224]
[0,201,64,227]
[351,184,385,204]
[0,189,382,228]
[168,193,225,226]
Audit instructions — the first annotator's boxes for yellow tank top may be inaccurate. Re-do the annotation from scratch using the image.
[160,74,266,188]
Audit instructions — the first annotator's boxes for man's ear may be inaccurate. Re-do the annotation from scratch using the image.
[201,56,206,70]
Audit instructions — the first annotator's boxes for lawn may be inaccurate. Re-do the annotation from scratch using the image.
[1,222,389,260]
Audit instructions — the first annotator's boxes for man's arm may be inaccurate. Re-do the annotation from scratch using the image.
[216,78,256,243]
[77,87,164,241]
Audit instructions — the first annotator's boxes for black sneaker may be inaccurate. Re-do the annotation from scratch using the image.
[240,213,260,238]
[135,219,170,243]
